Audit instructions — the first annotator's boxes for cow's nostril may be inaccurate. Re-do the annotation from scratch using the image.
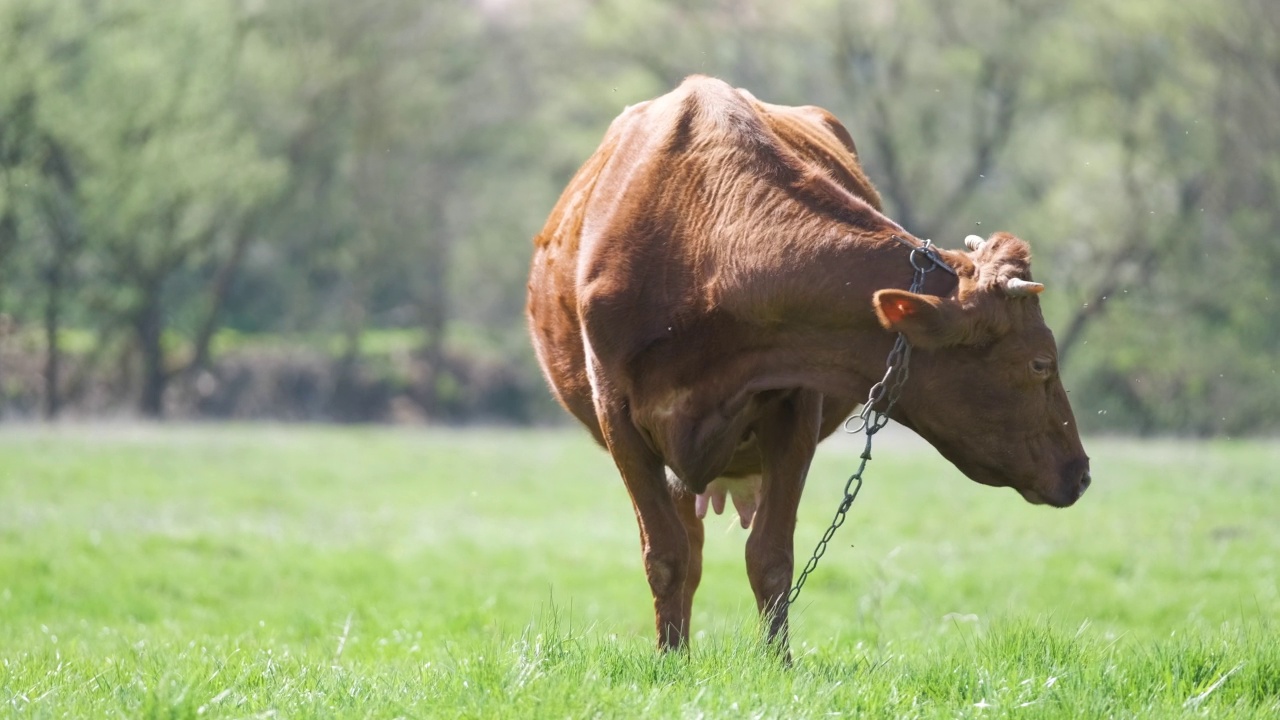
[1080,471,1092,490]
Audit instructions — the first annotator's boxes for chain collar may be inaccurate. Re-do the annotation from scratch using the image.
[785,237,952,611]
[891,234,957,276]
[844,237,952,433]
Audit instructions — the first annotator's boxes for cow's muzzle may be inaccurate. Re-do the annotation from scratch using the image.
[1018,457,1091,508]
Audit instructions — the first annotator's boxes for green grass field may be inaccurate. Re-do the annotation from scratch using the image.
[1,425,1277,718]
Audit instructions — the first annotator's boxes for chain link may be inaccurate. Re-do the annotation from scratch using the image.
[786,238,949,609]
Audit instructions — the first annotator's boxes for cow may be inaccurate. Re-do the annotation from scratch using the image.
[526,75,1090,651]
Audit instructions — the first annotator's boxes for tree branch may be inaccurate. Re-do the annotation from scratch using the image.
[1056,118,1205,367]
[922,56,1021,231]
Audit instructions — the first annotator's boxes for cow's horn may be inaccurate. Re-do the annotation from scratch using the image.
[1004,278,1045,297]
[964,234,985,251]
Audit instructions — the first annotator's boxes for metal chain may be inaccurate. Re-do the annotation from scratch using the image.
[785,238,951,609]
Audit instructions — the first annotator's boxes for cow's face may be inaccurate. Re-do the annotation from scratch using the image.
[872,232,1091,508]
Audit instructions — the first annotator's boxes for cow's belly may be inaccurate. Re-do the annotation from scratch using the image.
[635,385,761,492]
[646,388,857,504]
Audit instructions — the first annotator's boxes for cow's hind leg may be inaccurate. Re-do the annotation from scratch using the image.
[597,405,692,650]
[746,389,823,651]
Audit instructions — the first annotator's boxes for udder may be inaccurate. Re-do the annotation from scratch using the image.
[694,474,762,528]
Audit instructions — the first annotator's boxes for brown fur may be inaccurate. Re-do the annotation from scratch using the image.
[527,76,1090,650]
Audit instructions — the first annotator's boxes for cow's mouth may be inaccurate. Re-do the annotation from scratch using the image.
[1016,480,1086,508]
[933,439,1090,509]
[1016,487,1050,506]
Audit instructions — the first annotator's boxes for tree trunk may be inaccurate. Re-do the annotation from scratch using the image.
[0,210,16,273]
[421,305,445,418]
[180,220,255,394]
[0,210,14,416]
[193,237,246,373]
[42,258,63,420]
[419,232,449,418]
[35,135,83,419]
[135,283,167,418]
[331,274,366,421]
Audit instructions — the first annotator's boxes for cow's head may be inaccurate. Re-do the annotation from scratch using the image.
[872,232,1091,508]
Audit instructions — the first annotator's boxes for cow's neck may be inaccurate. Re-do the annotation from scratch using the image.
[718,224,959,404]
[631,221,957,486]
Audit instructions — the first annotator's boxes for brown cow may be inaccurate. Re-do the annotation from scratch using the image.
[526,76,1090,651]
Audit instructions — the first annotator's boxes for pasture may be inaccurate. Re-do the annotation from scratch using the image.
[0,425,1277,718]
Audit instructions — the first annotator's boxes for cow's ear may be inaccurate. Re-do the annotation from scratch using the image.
[872,289,958,349]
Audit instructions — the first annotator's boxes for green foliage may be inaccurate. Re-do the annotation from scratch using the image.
[61,2,282,266]
[0,0,1277,430]
[0,427,1277,716]
[0,0,288,416]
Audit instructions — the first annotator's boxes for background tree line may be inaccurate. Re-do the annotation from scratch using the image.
[0,0,1276,435]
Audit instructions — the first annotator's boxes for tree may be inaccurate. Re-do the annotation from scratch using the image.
[39,0,285,416]
[0,0,89,418]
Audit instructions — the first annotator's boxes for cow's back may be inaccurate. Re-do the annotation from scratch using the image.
[528,77,880,447]
[745,95,883,213]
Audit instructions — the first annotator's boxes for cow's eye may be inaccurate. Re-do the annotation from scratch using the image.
[1030,358,1055,377]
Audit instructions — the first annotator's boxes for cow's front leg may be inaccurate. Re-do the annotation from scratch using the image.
[746,389,823,650]
[598,406,691,650]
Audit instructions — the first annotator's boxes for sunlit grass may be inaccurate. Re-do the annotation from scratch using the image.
[0,425,1277,717]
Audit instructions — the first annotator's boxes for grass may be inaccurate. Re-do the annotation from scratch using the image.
[0,425,1277,718]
